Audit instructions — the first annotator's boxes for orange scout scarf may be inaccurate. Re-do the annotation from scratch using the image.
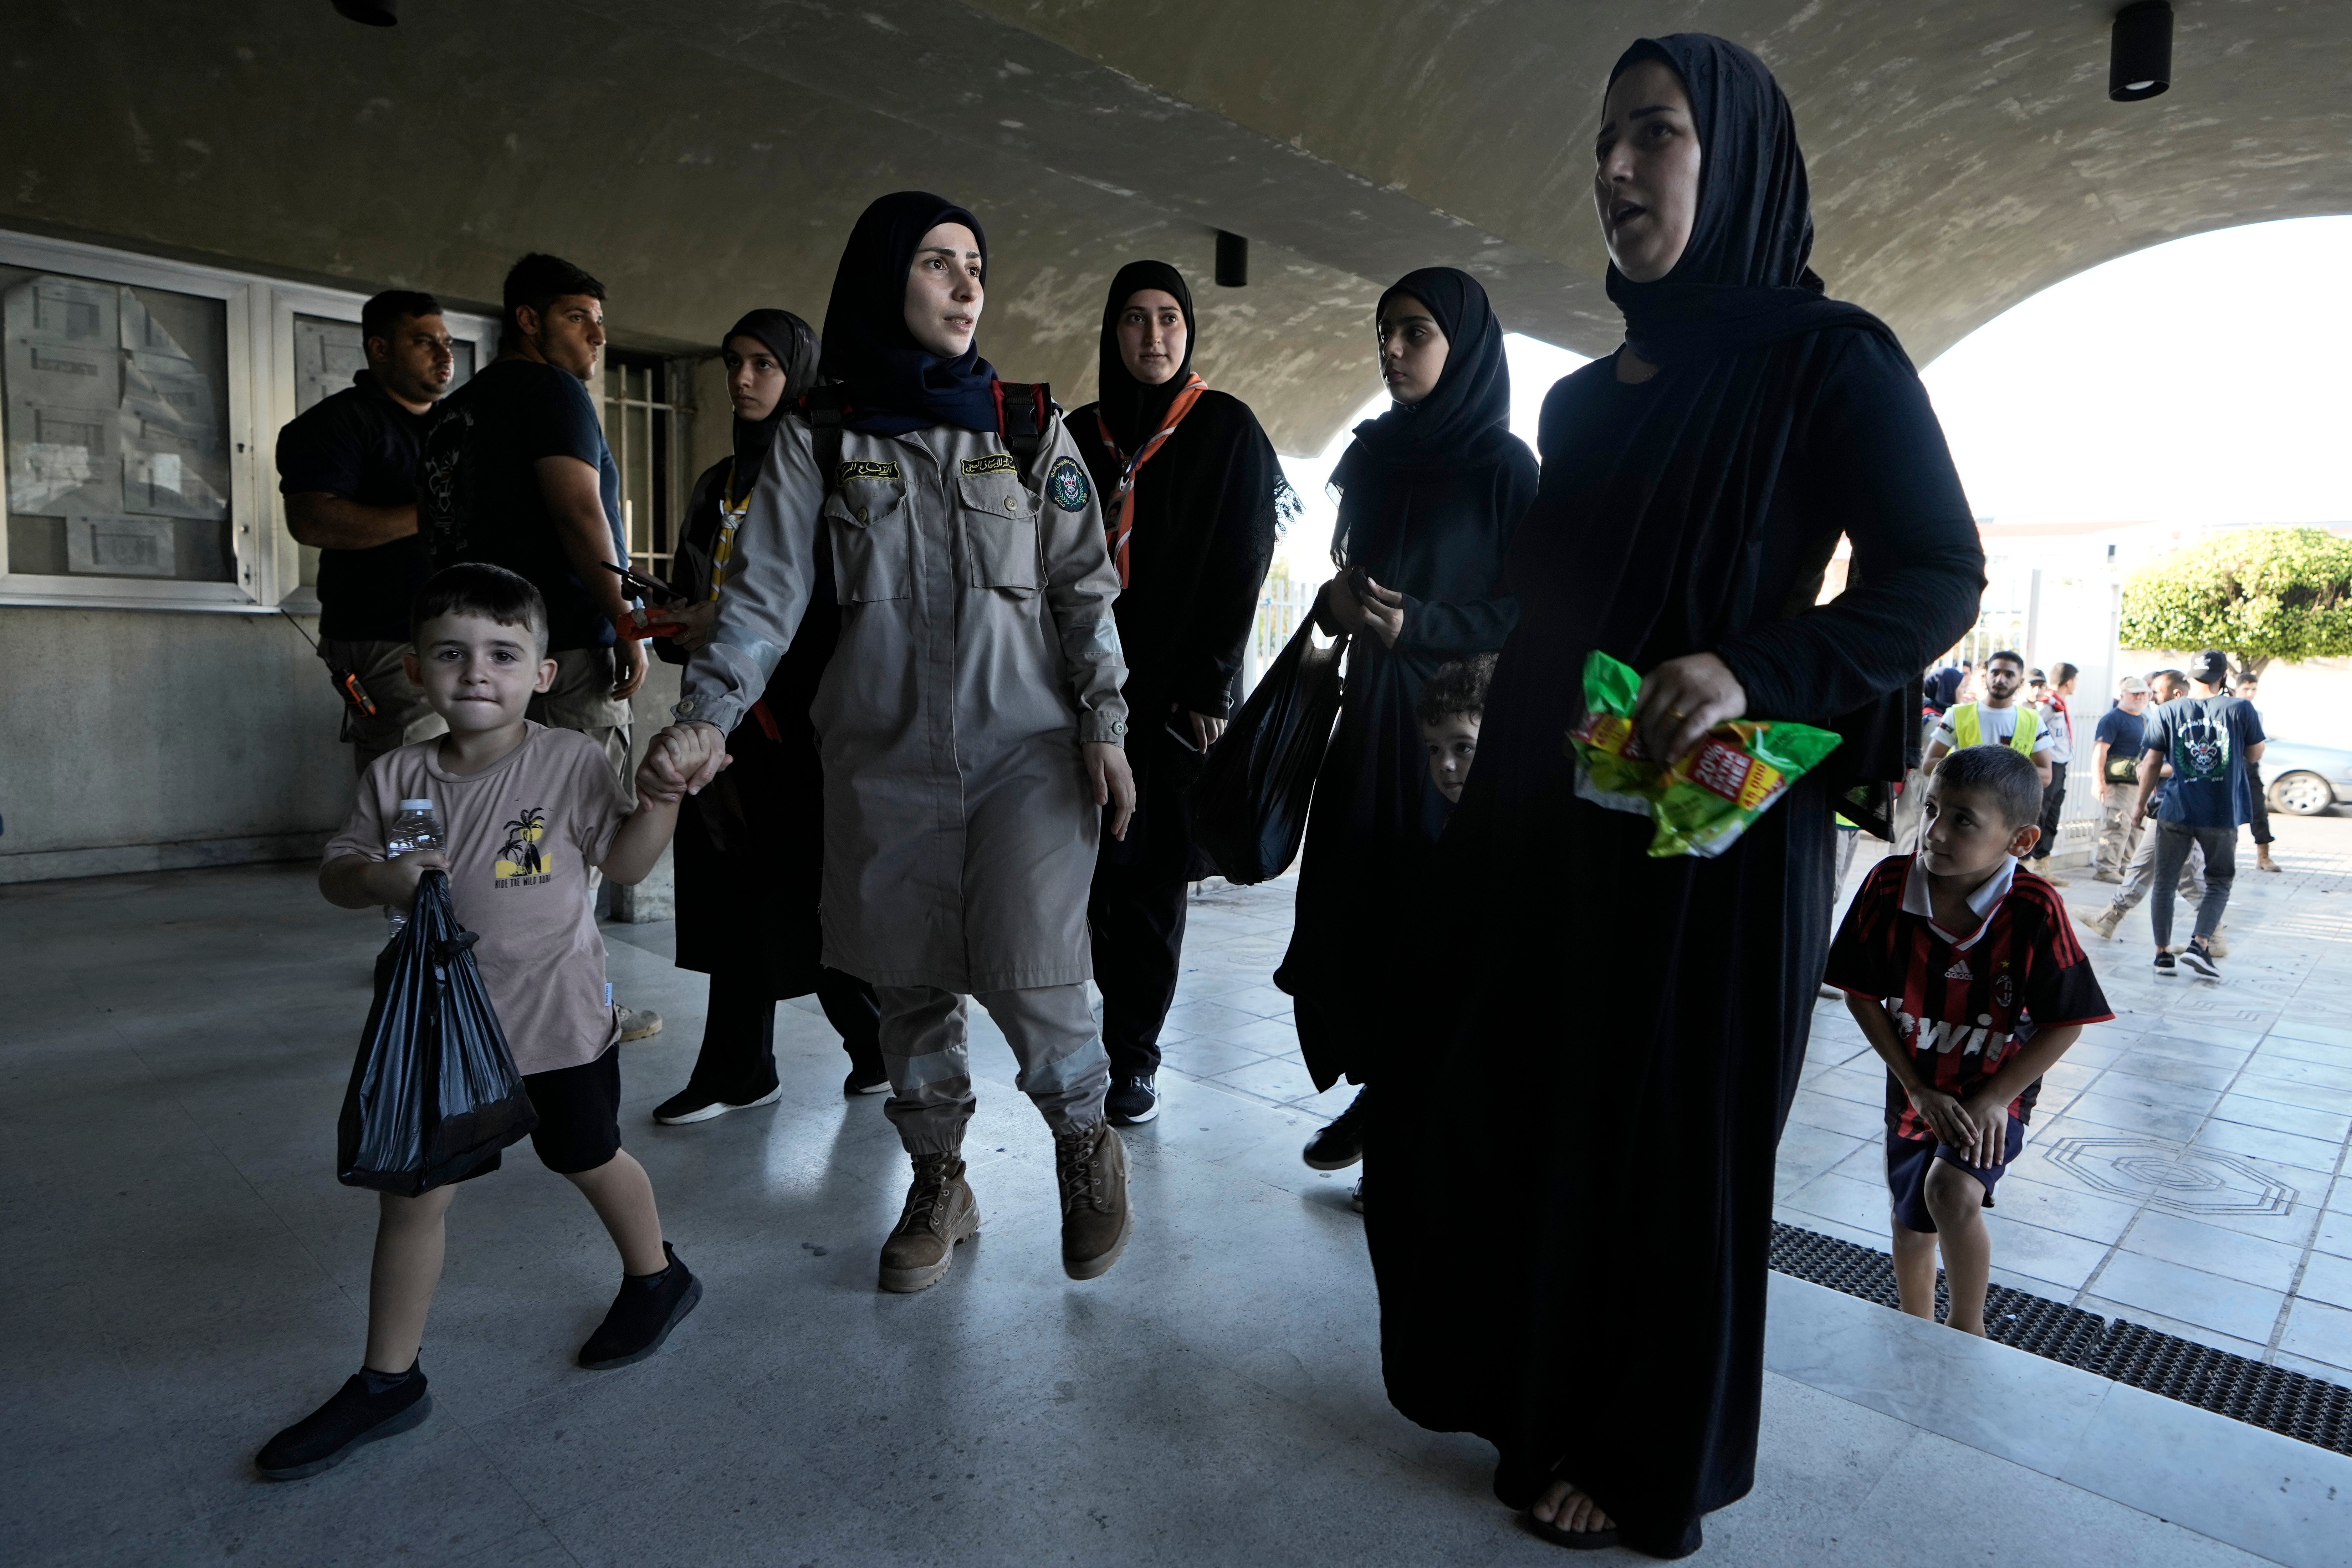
[1096,371,1208,588]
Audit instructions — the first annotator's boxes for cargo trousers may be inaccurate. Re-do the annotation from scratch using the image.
[876,983,1110,1156]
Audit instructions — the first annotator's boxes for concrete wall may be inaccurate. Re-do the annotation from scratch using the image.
[0,607,350,882]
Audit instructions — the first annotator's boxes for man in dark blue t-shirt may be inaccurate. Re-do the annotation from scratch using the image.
[277,290,455,772]
[2130,650,2264,980]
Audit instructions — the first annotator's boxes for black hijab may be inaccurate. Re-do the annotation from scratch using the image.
[818,190,999,435]
[1518,33,1912,767]
[1330,266,1519,568]
[1095,260,1197,451]
[722,308,820,484]
[1603,35,1884,368]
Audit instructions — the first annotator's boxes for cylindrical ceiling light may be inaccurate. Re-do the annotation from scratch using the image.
[1215,231,1249,288]
[2109,1,2172,101]
[333,0,399,24]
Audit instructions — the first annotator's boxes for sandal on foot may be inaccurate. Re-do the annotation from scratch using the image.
[1523,1511,1622,1551]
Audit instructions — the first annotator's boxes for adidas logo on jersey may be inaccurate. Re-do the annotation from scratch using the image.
[1944,960,1973,981]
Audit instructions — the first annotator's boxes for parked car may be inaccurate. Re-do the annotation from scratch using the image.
[2259,738,2352,816]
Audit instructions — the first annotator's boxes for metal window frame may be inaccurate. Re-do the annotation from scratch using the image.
[0,229,263,611]
[599,348,694,578]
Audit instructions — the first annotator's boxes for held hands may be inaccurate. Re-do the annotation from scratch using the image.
[1086,741,1137,841]
[1631,653,1748,768]
[647,721,732,797]
[1906,1084,1979,1154]
[633,746,689,808]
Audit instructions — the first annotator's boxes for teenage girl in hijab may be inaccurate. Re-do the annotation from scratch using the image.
[654,192,1137,1296]
[1065,261,1282,1128]
[1369,38,1984,1557]
[644,310,886,1127]
[1273,267,1539,1180]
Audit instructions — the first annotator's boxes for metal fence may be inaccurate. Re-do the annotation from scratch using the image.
[1238,577,1321,700]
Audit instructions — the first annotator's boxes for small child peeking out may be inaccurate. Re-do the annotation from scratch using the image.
[1416,652,1497,806]
[1822,744,2113,1336]
[257,564,704,1482]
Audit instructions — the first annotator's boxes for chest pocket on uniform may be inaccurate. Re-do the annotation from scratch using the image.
[822,482,911,603]
[956,471,1042,593]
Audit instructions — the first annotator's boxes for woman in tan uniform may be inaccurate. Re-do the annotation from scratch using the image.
[652,191,1136,1295]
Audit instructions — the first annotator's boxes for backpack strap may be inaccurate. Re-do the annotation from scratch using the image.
[991,380,1055,473]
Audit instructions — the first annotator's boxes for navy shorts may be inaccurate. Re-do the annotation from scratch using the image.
[1885,1114,2026,1234]
[455,1046,624,1180]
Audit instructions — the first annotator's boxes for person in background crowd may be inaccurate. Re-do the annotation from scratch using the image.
[419,253,660,1043]
[278,290,455,772]
[654,191,1136,1297]
[1067,261,1283,1128]
[2080,668,2213,947]
[2130,650,2262,980]
[2236,672,2282,873]
[1276,266,1539,1180]
[2027,662,2077,884]
[2090,674,2152,882]
[1923,649,2052,789]
[1923,658,1969,715]
[1369,36,1983,1554]
[644,310,887,1124]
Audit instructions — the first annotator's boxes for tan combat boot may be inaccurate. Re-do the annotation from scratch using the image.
[878,1152,979,1294]
[1054,1122,1131,1281]
[2076,906,2122,942]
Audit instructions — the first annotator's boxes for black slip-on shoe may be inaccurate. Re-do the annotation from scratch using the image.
[843,1048,892,1097]
[1302,1088,1370,1171]
[1105,1074,1160,1125]
[255,1368,432,1481]
[653,1083,783,1125]
[578,1244,703,1370]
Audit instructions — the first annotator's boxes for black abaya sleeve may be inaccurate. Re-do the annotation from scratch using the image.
[1170,403,1278,718]
[1713,333,1984,723]
[1393,448,1539,659]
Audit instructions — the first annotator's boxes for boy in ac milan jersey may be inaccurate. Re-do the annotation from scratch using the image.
[1824,745,2112,1336]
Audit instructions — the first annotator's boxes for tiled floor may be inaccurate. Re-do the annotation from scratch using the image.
[1772,810,2352,1381]
[4,810,2348,1566]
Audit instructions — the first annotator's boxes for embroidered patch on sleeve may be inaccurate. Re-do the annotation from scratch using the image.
[1047,455,1091,513]
[959,453,1018,476]
[837,459,901,484]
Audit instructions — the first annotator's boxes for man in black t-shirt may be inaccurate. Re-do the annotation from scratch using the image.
[419,255,660,1043]
[278,290,455,772]
[419,254,643,782]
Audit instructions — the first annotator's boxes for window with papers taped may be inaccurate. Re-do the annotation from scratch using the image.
[2,266,235,581]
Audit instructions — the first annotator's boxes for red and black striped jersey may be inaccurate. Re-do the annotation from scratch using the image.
[1824,853,2113,1142]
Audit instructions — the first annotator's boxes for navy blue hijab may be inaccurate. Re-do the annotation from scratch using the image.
[818,191,1000,435]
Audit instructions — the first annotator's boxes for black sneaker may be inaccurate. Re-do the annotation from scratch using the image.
[2153,950,2178,977]
[653,1083,782,1125]
[255,1364,432,1480]
[1302,1088,1370,1171]
[844,1044,891,1098]
[2179,942,2223,981]
[578,1243,703,1370]
[1105,1075,1160,1125]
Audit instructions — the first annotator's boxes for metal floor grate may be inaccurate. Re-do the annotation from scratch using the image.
[1770,1221,2352,1456]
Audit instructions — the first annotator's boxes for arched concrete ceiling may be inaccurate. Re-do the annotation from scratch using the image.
[6,1,2348,454]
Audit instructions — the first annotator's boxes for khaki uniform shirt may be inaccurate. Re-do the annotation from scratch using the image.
[678,416,1129,993]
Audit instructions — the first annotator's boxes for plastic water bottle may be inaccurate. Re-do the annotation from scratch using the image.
[383,798,444,939]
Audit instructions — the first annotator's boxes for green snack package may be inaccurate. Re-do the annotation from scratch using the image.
[1564,650,1841,858]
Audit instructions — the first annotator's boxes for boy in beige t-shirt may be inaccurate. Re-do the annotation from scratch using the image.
[258,564,699,1481]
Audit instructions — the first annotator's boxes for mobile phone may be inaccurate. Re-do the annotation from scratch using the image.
[1164,714,1204,753]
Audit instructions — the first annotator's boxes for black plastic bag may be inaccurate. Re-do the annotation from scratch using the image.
[1189,619,1349,885]
[338,870,537,1194]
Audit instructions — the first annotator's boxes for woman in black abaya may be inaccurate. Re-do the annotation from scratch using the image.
[1067,261,1282,1126]
[648,309,884,1124]
[1367,37,1984,1558]
[1274,269,1539,1165]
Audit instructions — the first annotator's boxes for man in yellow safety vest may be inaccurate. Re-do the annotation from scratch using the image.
[1923,648,2054,787]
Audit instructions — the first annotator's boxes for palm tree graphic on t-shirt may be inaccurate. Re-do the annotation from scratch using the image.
[495,807,548,879]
